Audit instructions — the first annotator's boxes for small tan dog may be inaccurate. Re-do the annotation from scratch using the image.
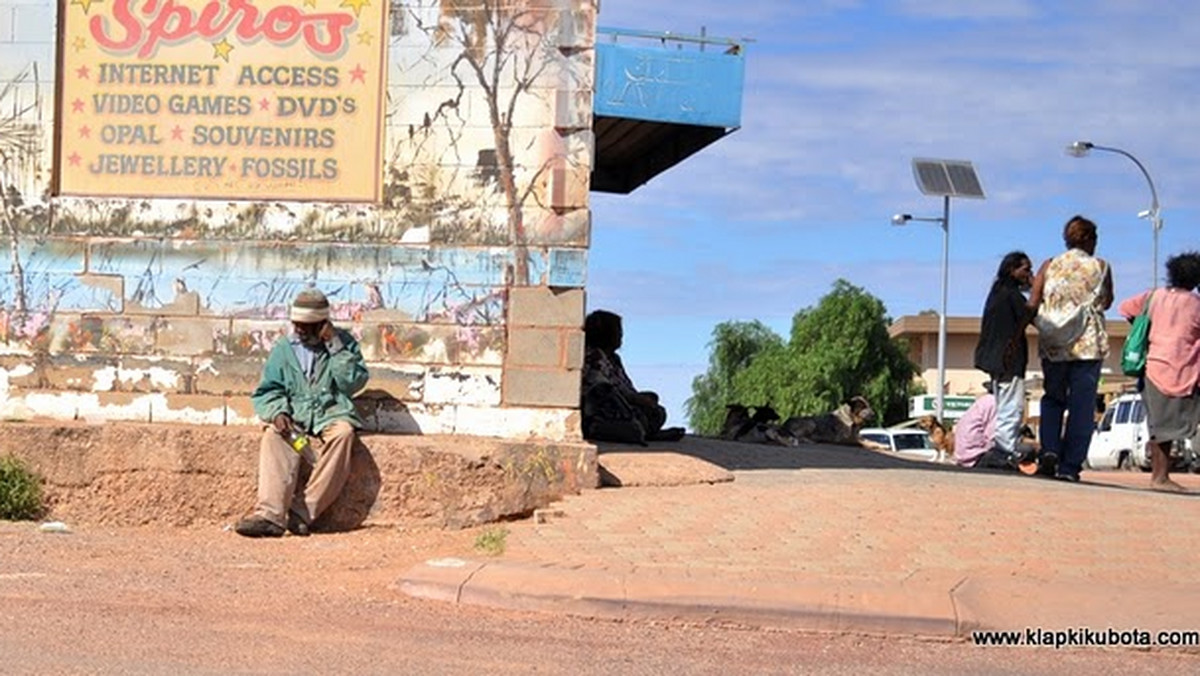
[915,415,954,462]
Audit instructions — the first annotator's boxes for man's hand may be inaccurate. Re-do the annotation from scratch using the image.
[319,320,335,344]
[273,413,294,434]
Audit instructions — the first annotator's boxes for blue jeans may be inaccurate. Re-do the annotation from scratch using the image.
[1039,359,1102,477]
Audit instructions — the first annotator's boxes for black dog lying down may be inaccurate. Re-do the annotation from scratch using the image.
[721,404,790,445]
[721,397,877,447]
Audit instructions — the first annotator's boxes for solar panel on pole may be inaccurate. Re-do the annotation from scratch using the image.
[912,159,985,199]
[901,158,986,425]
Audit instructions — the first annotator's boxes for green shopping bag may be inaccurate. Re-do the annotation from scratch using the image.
[1121,292,1154,377]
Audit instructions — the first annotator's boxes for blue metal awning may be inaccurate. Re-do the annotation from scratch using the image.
[591,28,747,194]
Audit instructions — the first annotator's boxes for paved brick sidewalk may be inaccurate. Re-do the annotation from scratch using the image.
[506,466,1200,584]
[402,438,1200,638]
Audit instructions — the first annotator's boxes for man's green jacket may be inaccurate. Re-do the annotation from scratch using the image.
[251,329,370,433]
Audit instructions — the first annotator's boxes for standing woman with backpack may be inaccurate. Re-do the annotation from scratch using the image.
[1118,252,1200,492]
[1031,215,1114,482]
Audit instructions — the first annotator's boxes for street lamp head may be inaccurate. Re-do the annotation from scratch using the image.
[891,213,912,226]
[1061,140,1162,287]
[1066,140,1094,158]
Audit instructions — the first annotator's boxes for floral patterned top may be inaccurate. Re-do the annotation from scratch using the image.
[1038,248,1109,362]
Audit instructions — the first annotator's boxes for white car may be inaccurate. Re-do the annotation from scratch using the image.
[1087,392,1148,470]
[858,427,940,462]
[1087,392,1197,471]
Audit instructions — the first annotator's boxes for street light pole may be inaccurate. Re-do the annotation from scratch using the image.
[898,158,985,425]
[892,207,950,423]
[937,195,950,424]
[1067,141,1162,288]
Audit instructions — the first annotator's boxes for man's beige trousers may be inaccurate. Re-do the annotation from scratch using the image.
[254,420,354,527]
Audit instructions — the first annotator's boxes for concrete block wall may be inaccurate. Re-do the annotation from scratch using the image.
[505,287,585,407]
[0,0,596,442]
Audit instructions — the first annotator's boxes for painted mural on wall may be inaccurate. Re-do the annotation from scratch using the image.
[0,0,594,436]
[381,0,595,269]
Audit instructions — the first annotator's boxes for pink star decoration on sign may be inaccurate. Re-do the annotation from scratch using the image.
[171,126,184,141]
[72,99,85,113]
[260,98,271,111]
[350,64,366,83]
[79,125,91,138]
[76,65,90,79]
[68,153,82,166]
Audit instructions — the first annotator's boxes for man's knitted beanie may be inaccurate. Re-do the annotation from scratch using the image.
[290,288,331,323]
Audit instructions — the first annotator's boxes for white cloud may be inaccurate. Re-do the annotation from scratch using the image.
[598,0,861,34]
[894,0,1040,20]
[595,2,1200,234]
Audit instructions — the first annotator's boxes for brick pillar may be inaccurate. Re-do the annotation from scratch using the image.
[503,287,584,407]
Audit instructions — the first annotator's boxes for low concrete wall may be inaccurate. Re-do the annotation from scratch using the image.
[0,422,599,530]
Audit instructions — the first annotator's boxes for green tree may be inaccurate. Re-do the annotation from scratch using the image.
[687,280,918,434]
[685,320,783,435]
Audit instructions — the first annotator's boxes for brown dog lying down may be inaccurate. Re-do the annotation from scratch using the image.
[721,397,877,447]
[780,396,876,445]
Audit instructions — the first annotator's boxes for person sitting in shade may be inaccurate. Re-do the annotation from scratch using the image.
[235,288,370,538]
[580,310,685,444]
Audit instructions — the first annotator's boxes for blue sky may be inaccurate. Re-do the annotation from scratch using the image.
[585,0,1200,429]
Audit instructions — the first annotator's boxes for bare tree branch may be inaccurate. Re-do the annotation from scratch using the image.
[0,63,41,318]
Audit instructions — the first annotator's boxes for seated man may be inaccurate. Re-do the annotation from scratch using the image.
[580,310,684,444]
[235,288,370,538]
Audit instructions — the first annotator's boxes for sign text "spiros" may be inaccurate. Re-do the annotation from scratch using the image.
[90,0,358,59]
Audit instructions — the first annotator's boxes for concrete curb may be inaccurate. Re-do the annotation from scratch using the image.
[950,577,1200,634]
[400,560,1200,641]
[398,560,964,638]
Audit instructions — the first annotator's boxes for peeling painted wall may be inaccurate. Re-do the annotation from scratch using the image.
[0,0,594,440]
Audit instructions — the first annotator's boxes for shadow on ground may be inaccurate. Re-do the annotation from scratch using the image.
[593,434,1200,497]
[314,437,382,532]
[596,435,963,472]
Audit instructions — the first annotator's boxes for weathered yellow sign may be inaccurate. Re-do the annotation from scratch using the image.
[56,0,388,202]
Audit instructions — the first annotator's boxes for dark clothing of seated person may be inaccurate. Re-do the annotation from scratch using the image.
[581,310,683,444]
